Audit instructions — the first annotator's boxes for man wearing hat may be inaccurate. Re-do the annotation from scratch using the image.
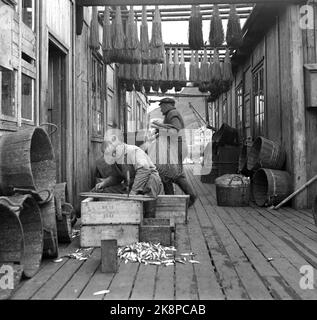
[149,97,197,207]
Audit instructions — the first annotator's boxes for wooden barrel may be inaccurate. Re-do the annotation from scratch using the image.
[0,127,56,194]
[247,137,286,171]
[0,195,43,278]
[252,169,292,207]
[0,201,24,300]
[313,196,317,227]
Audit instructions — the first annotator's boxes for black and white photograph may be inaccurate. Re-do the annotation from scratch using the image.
[0,0,317,311]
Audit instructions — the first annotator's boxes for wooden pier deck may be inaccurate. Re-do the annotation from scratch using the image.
[12,166,317,300]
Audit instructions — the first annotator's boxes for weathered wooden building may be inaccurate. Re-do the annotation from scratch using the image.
[209,2,317,209]
[0,0,150,211]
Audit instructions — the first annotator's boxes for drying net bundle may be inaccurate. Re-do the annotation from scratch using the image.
[209,4,224,48]
[152,63,161,92]
[226,4,243,49]
[222,48,234,93]
[189,51,198,83]
[160,51,169,94]
[173,48,180,91]
[199,49,210,93]
[140,6,150,63]
[166,47,174,90]
[143,63,152,94]
[150,6,165,64]
[188,5,204,51]
[112,6,126,63]
[131,63,142,92]
[102,7,113,64]
[90,6,100,50]
[126,6,141,64]
[208,48,223,97]
[178,47,187,88]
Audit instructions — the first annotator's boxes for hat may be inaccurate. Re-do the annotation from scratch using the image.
[159,97,175,106]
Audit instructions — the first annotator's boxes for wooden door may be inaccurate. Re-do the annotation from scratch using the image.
[48,43,67,183]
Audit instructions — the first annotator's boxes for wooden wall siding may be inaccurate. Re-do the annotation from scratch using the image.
[265,18,282,144]
[46,0,72,47]
[303,3,317,208]
[278,9,293,175]
[74,19,91,212]
[289,5,307,209]
[214,5,313,208]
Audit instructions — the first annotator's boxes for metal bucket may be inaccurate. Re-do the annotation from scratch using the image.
[247,137,286,171]
[252,169,292,207]
[0,127,56,194]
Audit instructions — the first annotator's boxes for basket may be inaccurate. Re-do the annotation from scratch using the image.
[215,174,250,207]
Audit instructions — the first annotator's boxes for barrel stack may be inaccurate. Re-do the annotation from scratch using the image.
[0,127,72,299]
[247,136,292,207]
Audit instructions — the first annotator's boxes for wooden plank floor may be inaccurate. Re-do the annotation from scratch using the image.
[11,166,317,300]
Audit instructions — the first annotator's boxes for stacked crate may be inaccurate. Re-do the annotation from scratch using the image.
[81,198,143,247]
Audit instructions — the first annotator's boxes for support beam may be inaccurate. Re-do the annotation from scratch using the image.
[288,5,307,209]
[77,0,304,6]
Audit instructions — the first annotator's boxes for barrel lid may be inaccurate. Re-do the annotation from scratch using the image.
[215,174,250,187]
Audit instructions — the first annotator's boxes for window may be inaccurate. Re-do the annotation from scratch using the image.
[0,67,16,120]
[253,66,265,137]
[21,73,34,122]
[92,56,104,137]
[22,0,35,31]
[236,83,244,140]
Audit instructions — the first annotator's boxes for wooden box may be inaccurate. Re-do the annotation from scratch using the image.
[155,195,189,224]
[140,218,175,246]
[80,198,142,248]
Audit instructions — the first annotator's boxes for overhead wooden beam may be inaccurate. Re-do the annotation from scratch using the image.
[77,0,303,6]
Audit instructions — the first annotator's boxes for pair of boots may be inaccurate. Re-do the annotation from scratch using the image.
[163,174,197,207]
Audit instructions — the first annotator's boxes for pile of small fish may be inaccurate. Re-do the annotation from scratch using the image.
[117,242,200,267]
[66,248,93,261]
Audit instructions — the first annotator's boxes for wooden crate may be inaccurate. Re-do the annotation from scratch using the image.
[155,195,189,224]
[140,218,175,246]
[81,225,139,247]
[80,198,142,248]
[81,198,142,225]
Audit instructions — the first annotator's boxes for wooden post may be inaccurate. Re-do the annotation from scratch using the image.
[289,5,307,209]
[39,0,49,125]
[101,239,118,273]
